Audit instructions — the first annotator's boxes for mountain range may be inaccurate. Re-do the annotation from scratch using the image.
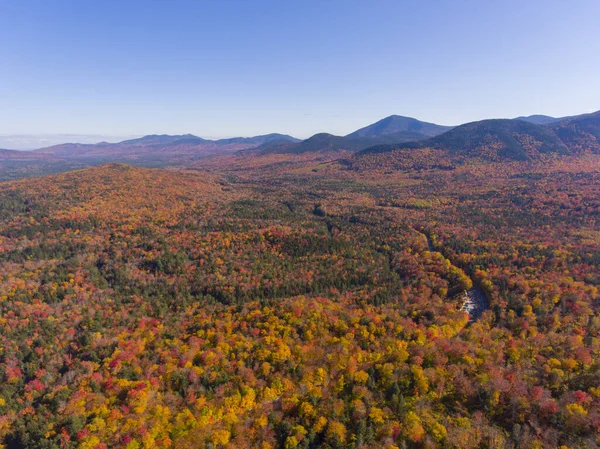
[358,111,600,162]
[32,133,300,161]
[23,116,454,159]
[247,112,600,159]
[1,111,599,179]
[251,115,454,155]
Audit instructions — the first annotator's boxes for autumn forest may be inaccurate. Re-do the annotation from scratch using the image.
[0,111,599,449]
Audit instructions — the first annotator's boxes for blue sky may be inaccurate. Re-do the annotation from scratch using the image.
[1,0,599,145]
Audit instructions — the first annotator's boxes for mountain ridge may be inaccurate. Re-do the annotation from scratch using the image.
[358,118,574,161]
[3,110,599,174]
[550,110,600,153]
[257,130,437,155]
[32,133,301,160]
[514,114,562,125]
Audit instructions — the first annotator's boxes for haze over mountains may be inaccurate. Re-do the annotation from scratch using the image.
[32,133,300,160]
[20,115,454,159]
[0,134,139,150]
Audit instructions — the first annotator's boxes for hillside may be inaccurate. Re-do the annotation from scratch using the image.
[550,110,600,153]
[359,119,570,162]
[347,115,452,138]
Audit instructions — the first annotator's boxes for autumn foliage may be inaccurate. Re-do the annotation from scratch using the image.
[0,157,598,449]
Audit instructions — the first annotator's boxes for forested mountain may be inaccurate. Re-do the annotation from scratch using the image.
[255,115,452,156]
[257,130,435,155]
[258,132,425,155]
[4,111,599,176]
[356,116,600,163]
[214,133,300,146]
[415,119,570,159]
[244,112,600,159]
[550,110,600,153]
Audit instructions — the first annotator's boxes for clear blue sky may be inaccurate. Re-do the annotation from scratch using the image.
[1,0,599,141]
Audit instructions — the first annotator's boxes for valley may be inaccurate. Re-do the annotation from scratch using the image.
[0,137,598,447]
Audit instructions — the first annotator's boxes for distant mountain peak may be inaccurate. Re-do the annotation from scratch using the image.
[348,115,452,138]
[121,134,207,145]
[215,133,300,146]
[514,115,561,125]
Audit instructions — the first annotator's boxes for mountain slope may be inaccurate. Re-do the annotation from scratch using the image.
[360,119,570,161]
[550,110,600,153]
[347,115,452,138]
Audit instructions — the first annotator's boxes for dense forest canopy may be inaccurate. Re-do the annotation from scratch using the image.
[0,147,598,449]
